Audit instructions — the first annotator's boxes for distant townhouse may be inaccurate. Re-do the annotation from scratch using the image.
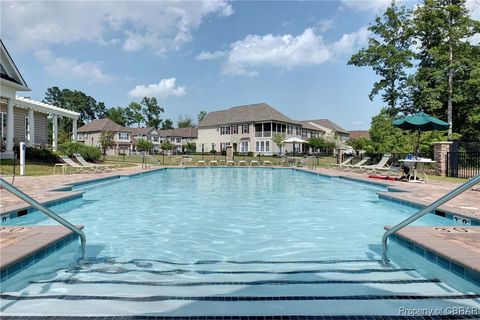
[77,119,136,155]
[196,103,326,155]
[300,119,350,142]
[159,127,198,153]
[129,127,161,153]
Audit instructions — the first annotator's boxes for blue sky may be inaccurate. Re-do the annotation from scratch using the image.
[2,1,478,130]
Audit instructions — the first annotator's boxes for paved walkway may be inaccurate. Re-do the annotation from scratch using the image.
[306,168,480,221]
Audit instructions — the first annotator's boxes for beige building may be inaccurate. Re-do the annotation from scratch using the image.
[0,40,80,159]
[300,119,350,142]
[196,103,328,155]
[159,127,198,153]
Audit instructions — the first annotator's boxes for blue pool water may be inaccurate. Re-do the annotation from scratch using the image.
[2,168,478,316]
[6,168,453,261]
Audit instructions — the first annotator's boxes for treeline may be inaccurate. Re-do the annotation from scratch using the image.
[349,0,480,142]
[43,87,207,142]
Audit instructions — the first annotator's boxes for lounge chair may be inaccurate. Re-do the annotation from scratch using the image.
[250,160,259,166]
[54,155,95,174]
[342,157,370,171]
[197,160,206,166]
[263,160,272,166]
[328,156,354,169]
[73,153,117,171]
[360,154,391,173]
[209,160,218,166]
[238,160,247,166]
[226,160,235,166]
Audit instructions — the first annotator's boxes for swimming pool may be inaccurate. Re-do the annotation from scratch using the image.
[1,168,479,317]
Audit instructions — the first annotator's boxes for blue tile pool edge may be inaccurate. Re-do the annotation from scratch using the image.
[389,234,480,286]
[0,233,80,284]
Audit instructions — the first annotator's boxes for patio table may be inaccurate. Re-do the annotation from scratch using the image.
[399,158,436,183]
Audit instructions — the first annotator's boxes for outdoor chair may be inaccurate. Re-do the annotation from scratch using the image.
[359,154,391,173]
[209,160,218,166]
[197,160,206,166]
[342,157,371,171]
[54,155,96,175]
[226,160,235,166]
[328,156,354,169]
[73,153,117,171]
[263,160,272,166]
[250,160,259,166]
[238,160,247,166]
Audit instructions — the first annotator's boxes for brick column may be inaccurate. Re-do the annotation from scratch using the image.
[433,141,452,176]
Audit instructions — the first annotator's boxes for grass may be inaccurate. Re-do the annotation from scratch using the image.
[428,175,468,183]
[105,154,339,167]
[0,160,135,176]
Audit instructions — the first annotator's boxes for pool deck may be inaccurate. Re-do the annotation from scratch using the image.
[0,165,479,283]
[0,225,83,270]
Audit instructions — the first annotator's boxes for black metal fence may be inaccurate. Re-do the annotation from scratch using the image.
[447,152,480,178]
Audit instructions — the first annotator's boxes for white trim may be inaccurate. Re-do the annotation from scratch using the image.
[15,96,80,119]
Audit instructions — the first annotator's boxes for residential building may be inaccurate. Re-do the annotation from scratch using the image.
[300,119,350,142]
[196,103,325,155]
[160,127,198,153]
[129,127,161,153]
[349,130,370,140]
[0,40,80,158]
[77,118,136,155]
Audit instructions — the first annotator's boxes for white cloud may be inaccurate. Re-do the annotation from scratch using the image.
[466,0,480,20]
[198,27,369,76]
[318,19,334,33]
[34,49,114,84]
[1,1,233,54]
[196,50,226,60]
[128,78,186,98]
[340,0,392,12]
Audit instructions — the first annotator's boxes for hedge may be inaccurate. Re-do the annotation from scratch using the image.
[12,146,58,163]
[57,141,101,162]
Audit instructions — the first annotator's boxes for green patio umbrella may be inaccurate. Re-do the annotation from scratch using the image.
[393,112,450,158]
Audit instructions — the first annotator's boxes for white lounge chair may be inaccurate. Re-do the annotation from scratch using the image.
[360,154,391,173]
[250,160,259,166]
[54,155,95,174]
[209,160,218,166]
[343,157,370,171]
[226,160,235,166]
[73,153,116,171]
[328,156,354,169]
[238,160,247,166]
[263,160,272,166]
[197,160,206,166]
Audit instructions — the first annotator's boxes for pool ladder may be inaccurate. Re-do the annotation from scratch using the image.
[0,178,87,262]
[382,174,480,265]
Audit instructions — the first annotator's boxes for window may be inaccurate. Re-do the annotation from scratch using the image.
[241,141,249,152]
[0,112,6,138]
[242,124,249,134]
[220,143,226,151]
[220,126,231,135]
[176,137,181,143]
[260,141,265,152]
[152,136,159,142]
[118,132,130,140]
[296,127,300,135]
[232,124,238,134]
[211,143,216,151]
[287,125,292,135]
[25,117,30,141]
[256,141,260,152]
[265,141,270,152]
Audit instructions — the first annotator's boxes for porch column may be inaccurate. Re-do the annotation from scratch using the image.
[52,114,58,150]
[5,97,14,151]
[72,119,77,141]
[28,108,35,147]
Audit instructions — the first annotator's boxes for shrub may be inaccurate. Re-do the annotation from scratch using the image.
[13,146,58,163]
[57,141,101,162]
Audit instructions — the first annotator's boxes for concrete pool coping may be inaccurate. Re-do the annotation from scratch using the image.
[0,165,479,285]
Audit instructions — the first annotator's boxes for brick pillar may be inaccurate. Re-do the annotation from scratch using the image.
[337,148,345,164]
[226,145,233,161]
[433,141,452,176]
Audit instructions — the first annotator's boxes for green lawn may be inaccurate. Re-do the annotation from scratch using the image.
[105,154,338,167]
[0,160,135,176]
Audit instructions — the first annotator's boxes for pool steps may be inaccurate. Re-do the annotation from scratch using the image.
[2,258,479,316]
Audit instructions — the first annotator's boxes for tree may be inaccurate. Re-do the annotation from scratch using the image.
[137,138,154,154]
[348,1,415,114]
[177,115,195,128]
[272,133,285,155]
[126,102,145,127]
[161,119,174,130]
[307,137,336,153]
[99,131,115,159]
[412,0,480,138]
[347,137,371,153]
[160,141,173,153]
[106,107,128,126]
[197,111,207,123]
[141,97,164,129]
[183,142,196,153]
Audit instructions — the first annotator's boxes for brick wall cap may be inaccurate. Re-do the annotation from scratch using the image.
[432,141,453,145]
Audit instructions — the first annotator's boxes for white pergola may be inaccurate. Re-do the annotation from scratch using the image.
[13,96,80,150]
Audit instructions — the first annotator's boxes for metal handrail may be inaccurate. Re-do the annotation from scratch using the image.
[0,178,86,261]
[381,174,480,265]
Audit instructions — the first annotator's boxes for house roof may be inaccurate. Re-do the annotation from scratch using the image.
[129,127,158,136]
[299,121,326,132]
[78,118,128,133]
[349,130,370,139]
[198,103,299,127]
[302,119,349,134]
[0,39,29,90]
[160,127,198,138]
